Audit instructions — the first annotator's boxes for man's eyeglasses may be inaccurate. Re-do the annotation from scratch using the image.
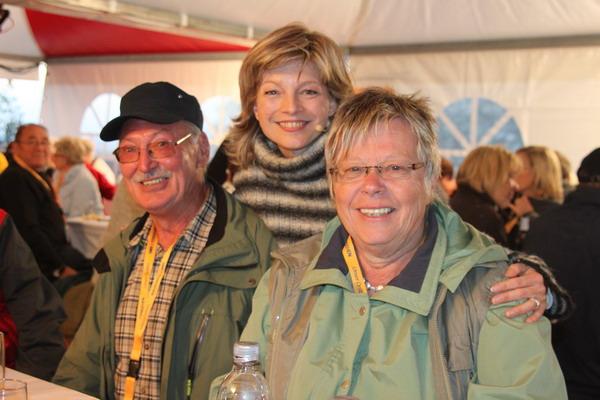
[17,139,50,147]
[113,133,193,164]
[329,162,426,182]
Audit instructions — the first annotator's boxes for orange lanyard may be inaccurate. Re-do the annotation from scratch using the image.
[342,236,368,294]
[124,226,175,400]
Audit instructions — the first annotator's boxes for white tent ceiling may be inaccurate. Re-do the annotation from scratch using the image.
[127,0,600,47]
[4,0,600,62]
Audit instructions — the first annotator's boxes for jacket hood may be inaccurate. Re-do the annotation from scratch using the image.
[433,201,507,292]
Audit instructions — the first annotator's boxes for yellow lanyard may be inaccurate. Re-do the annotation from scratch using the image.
[12,154,52,194]
[342,236,368,294]
[124,226,175,400]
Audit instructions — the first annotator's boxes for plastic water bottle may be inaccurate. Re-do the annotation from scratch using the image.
[216,341,270,400]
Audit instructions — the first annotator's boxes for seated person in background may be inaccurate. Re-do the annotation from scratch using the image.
[53,82,275,400]
[510,145,564,248]
[514,146,564,211]
[235,88,567,399]
[448,146,573,318]
[0,208,66,380]
[524,147,600,400]
[0,124,92,282]
[52,136,104,218]
[450,145,528,246]
[80,137,116,201]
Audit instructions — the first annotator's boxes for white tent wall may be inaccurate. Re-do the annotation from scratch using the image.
[41,58,243,159]
[40,43,600,170]
[351,45,600,170]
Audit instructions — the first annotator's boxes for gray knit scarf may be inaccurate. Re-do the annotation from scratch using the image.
[233,133,336,246]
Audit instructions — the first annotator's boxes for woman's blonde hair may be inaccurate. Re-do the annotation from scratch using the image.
[225,23,354,168]
[457,145,521,197]
[325,87,441,198]
[53,136,86,165]
[517,145,564,202]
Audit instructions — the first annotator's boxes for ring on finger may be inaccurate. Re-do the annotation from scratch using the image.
[530,297,541,310]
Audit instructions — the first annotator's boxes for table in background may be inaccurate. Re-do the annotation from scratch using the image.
[66,216,110,259]
[6,368,98,400]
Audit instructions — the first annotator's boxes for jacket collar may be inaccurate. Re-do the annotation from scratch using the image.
[95,179,262,275]
[314,207,437,294]
[565,185,600,207]
[301,201,507,316]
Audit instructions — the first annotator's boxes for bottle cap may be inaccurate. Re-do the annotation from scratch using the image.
[233,341,259,363]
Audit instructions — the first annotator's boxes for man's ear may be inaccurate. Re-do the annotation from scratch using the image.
[196,132,210,167]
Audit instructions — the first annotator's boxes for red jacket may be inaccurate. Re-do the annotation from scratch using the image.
[0,289,17,369]
[85,163,116,200]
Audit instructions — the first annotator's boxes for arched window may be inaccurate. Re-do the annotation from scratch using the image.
[438,97,523,168]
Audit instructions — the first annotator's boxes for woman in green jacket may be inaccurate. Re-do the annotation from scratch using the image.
[238,88,567,399]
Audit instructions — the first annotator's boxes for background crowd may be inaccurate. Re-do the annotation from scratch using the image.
[0,22,598,400]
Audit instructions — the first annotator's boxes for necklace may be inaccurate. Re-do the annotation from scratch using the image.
[365,280,385,293]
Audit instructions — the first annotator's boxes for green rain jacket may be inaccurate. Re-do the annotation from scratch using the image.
[240,202,567,400]
[53,186,276,400]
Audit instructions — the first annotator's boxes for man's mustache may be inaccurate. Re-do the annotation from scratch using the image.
[131,168,173,183]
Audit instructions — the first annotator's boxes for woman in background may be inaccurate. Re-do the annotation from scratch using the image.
[514,145,563,214]
[224,23,353,246]
[510,145,564,248]
[52,136,103,217]
[450,145,526,246]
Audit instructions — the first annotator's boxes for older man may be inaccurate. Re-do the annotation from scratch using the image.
[0,124,90,281]
[235,88,566,399]
[54,82,276,400]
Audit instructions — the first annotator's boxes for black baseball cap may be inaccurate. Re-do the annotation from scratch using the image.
[100,81,203,141]
[577,147,600,183]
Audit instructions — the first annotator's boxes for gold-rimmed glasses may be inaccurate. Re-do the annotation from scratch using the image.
[113,133,193,164]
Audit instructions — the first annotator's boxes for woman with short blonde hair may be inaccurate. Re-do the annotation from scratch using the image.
[457,145,521,198]
[516,146,564,203]
[325,88,440,197]
[510,145,564,248]
[450,145,521,245]
[52,136,103,217]
[53,136,86,165]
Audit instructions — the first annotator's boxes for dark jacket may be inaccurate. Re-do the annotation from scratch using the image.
[507,196,560,250]
[0,209,66,380]
[524,186,600,400]
[53,185,277,400]
[449,185,573,321]
[449,184,508,245]
[0,162,87,278]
